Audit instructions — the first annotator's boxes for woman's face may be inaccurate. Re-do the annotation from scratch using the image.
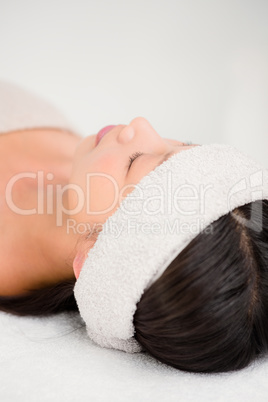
[68,117,198,236]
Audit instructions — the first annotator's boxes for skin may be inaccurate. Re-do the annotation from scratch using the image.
[0,117,198,296]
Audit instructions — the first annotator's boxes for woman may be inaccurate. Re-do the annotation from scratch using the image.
[0,81,267,373]
[0,81,196,297]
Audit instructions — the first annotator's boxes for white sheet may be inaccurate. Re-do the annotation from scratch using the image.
[1,310,268,401]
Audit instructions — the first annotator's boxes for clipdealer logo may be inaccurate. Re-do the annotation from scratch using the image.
[4,170,214,226]
[227,170,264,232]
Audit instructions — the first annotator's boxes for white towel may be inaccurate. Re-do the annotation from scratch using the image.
[0,80,75,134]
[74,143,268,353]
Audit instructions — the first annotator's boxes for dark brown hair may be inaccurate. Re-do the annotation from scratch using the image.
[0,279,78,316]
[134,199,268,373]
[0,200,267,374]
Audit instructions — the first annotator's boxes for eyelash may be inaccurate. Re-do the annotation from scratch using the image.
[127,142,192,170]
[128,151,143,170]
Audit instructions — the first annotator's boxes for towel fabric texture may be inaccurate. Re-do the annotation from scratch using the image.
[74,143,268,353]
[1,79,268,359]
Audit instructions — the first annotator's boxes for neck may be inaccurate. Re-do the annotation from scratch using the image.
[28,139,86,289]
[0,128,91,296]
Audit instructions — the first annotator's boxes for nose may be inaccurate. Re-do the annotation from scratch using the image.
[117,125,135,144]
[117,117,163,145]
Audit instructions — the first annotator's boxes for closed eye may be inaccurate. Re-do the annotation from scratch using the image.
[127,151,144,171]
[127,143,191,171]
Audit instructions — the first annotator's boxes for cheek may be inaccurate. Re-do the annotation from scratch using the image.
[87,174,120,214]
[70,152,116,188]
[68,153,124,222]
[80,151,121,174]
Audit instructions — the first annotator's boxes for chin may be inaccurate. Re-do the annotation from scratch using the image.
[73,134,97,158]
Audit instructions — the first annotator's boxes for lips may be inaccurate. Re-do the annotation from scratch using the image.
[95,125,116,146]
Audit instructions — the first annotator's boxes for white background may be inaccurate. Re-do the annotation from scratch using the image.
[0,0,267,166]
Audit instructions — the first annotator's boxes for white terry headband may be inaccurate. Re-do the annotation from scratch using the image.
[73,144,268,353]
